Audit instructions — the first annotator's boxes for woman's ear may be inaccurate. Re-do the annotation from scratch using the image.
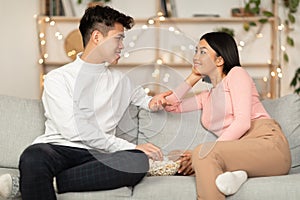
[216,56,224,66]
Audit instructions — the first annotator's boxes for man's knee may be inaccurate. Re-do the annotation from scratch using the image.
[19,143,53,172]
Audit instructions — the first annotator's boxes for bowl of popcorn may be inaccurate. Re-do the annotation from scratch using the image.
[148,158,181,176]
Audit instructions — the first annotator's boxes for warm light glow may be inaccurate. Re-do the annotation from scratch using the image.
[278,24,284,31]
[142,25,148,29]
[38,58,44,64]
[271,71,276,77]
[156,58,163,65]
[144,88,150,94]
[157,11,163,16]
[281,45,286,51]
[45,17,50,22]
[267,59,272,64]
[239,41,245,47]
[40,40,46,45]
[39,33,45,38]
[276,67,281,73]
[50,21,56,26]
[263,76,268,82]
[148,19,155,25]
[169,27,175,32]
[124,52,130,58]
[43,53,48,59]
[278,73,283,78]
[159,16,165,21]
[129,42,135,47]
[256,33,263,38]
[238,46,243,51]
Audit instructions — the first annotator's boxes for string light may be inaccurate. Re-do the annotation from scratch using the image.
[37,5,284,96]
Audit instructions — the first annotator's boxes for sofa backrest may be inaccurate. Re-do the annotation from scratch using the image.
[138,109,217,154]
[0,95,139,169]
[0,95,46,168]
[262,94,300,170]
[137,94,300,170]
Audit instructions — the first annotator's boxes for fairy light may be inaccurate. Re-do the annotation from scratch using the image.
[148,19,155,25]
[276,67,281,73]
[50,21,55,26]
[263,76,268,82]
[40,40,46,45]
[256,32,263,38]
[159,16,166,21]
[281,45,286,51]
[129,42,135,47]
[38,58,44,64]
[43,53,48,59]
[278,24,284,31]
[169,26,175,32]
[124,52,130,58]
[142,25,148,30]
[144,88,150,94]
[271,71,276,77]
[156,58,163,65]
[39,32,45,38]
[45,17,50,22]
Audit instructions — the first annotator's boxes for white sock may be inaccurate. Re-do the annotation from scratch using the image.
[215,170,248,195]
[0,174,12,198]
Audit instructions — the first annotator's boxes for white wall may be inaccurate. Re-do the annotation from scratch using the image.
[0,0,41,99]
[0,0,298,99]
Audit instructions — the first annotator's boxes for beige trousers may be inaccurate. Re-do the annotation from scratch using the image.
[191,119,291,200]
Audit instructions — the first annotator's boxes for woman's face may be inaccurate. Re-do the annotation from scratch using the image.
[193,39,219,76]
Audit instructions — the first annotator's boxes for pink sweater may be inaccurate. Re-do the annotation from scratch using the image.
[166,67,270,141]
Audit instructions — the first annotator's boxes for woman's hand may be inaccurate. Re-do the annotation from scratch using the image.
[178,150,194,176]
[185,67,203,87]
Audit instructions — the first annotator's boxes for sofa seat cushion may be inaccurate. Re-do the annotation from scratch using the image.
[0,168,132,200]
[132,174,300,200]
[132,176,197,200]
[227,174,300,200]
[262,94,300,169]
[0,95,46,169]
[57,187,132,200]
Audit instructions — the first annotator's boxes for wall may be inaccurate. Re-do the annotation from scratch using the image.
[0,0,41,99]
[0,0,298,99]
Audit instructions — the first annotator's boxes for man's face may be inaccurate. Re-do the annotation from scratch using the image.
[97,23,125,64]
[85,23,125,64]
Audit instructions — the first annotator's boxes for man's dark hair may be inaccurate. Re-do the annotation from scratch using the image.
[79,6,134,47]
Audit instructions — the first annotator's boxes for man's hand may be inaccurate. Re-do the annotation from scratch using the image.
[136,143,163,161]
[148,90,173,111]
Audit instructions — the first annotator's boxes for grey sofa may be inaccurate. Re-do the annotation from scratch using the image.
[0,93,299,200]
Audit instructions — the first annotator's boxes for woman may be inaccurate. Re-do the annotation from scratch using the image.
[165,32,291,200]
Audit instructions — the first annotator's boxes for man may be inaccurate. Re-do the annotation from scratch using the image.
[0,5,170,200]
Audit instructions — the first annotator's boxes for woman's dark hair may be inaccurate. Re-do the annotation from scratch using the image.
[200,32,241,75]
[79,6,134,47]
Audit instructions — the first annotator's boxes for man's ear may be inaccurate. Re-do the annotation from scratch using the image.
[91,30,103,44]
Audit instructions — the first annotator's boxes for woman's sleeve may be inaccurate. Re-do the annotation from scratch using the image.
[165,81,203,113]
[217,68,252,141]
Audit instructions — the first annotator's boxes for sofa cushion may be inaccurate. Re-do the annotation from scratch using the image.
[0,95,46,169]
[138,109,217,154]
[262,94,300,169]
